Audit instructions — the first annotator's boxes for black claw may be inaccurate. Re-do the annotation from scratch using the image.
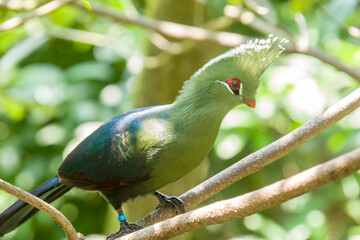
[154,191,185,214]
[106,221,142,240]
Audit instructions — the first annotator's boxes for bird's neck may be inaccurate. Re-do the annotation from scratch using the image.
[171,86,234,136]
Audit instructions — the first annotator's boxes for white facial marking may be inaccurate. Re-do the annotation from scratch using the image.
[215,80,243,95]
[216,80,235,95]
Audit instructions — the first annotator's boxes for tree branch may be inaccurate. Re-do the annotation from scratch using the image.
[0,179,83,240]
[134,86,360,228]
[119,148,360,240]
[0,0,70,32]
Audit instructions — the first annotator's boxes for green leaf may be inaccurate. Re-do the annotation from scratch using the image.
[0,96,26,121]
[80,0,92,11]
[327,133,346,153]
[291,0,315,13]
[206,0,227,18]
[66,61,115,82]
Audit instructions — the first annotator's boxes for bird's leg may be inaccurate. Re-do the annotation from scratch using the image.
[153,191,185,214]
[106,209,142,240]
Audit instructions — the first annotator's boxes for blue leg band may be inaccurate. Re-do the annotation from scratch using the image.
[118,214,127,222]
[52,178,61,188]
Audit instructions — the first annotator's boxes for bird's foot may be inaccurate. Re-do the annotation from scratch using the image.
[154,191,185,214]
[106,220,141,240]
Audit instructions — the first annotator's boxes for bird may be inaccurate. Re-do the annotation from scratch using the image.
[0,35,287,239]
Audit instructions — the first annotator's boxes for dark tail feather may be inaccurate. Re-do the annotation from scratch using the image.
[0,175,71,237]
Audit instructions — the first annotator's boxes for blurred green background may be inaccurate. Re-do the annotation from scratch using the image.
[0,0,360,239]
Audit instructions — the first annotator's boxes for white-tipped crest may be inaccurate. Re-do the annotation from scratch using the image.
[192,35,288,82]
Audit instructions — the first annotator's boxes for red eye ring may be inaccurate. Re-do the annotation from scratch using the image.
[226,78,241,91]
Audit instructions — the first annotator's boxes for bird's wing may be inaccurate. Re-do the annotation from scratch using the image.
[58,108,153,190]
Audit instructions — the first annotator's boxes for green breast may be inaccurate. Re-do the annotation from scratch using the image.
[137,111,222,191]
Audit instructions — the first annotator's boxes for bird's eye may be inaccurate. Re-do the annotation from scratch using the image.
[226,78,241,91]
[231,80,240,90]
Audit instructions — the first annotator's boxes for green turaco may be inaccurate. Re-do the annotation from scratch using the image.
[0,35,287,239]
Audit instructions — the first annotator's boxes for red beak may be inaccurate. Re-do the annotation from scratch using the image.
[243,98,256,109]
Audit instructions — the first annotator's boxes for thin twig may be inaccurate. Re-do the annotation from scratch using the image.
[223,5,360,83]
[49,26,108,46]
[2,0,358,82]
[291,47,360,81]
[0,0,70,32]
[70,1,246,47]
[135,86,360,227]
[315,2,360,40]
[120,148,360,240]
[0,0,39,11]
[70,2,360,82]
[0,179,83,240]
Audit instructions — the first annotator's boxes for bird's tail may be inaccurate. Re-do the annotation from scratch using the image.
[0,175,71,237]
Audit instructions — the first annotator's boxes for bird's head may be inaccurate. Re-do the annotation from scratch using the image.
[180,35,287,110]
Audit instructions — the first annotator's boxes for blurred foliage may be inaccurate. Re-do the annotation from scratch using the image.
[0,0,360,240]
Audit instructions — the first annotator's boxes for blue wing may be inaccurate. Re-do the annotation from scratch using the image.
[58,107,155,190]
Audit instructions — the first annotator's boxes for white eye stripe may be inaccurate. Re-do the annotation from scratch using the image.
[216,80,243,95]
[216,80,234,94]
